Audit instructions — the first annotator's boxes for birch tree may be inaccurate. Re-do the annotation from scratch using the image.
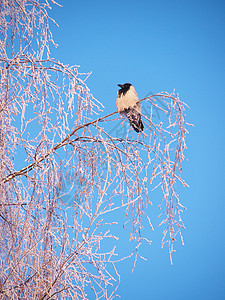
[0,0,191,298]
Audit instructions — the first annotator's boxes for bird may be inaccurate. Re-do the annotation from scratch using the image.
[116,83,144,132]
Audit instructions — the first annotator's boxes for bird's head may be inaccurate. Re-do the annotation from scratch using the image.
[117,83,133,97]
[118,83,132,90]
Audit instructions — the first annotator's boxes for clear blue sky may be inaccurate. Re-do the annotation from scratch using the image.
[51,0,225,299]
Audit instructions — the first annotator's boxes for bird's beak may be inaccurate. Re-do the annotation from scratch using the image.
[118,84,123,88]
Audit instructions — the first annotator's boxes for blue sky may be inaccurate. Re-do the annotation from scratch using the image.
[50,0,225,299]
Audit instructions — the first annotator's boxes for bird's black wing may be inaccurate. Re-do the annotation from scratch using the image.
[124,108,144,132]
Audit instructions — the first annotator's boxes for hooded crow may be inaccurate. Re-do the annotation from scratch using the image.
[116,83,144,132]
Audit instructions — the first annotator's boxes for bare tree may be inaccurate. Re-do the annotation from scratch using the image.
[0,0,191,299]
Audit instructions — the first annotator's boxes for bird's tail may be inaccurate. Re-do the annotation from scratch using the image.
[125,108,144,132]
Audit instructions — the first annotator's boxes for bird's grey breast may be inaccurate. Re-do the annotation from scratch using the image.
[116,88,140,113]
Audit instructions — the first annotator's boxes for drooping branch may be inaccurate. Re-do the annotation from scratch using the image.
[2,93,174,184]
[2,110,116,183]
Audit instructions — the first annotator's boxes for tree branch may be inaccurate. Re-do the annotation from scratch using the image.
[1,93,177,184]
[2,110,117,184]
